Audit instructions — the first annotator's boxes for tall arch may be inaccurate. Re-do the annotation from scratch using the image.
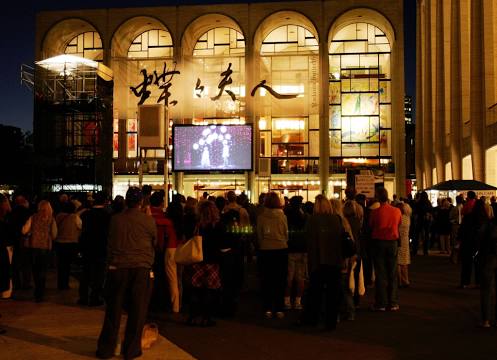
[110,16,174,162]
[111,16,172,59]
[253,11,320,182]
[328,8,404,195]
[253,10,319,53]
[181,14,246,126]
[181,14,244,57]
[41,18,102,59]
[328,8,396,47]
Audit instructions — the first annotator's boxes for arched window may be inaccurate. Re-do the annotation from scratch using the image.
[119,29,174,159]
[329,23,392,168]
[194,28,244,56]
[257,24,320,175]
[261,25,318,54]
[191,27,245,125]
[127,29,173,58]
[65,31,103,61]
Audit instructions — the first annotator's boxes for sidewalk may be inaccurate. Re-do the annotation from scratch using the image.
[0,277,195,360]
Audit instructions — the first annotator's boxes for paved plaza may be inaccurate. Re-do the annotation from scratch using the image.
[0,255,495,360]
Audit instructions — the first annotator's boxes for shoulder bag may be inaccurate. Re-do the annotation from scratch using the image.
[174,227,203,265]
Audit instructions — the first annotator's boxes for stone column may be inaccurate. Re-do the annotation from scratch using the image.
[470,0,485,181]
[450,0,462,179]
[173,37,184,195]
[422,0,434,187]
[435,0,446,182]
[415,0,425,188]
[245,19,257,203]
[319,30,330,196]
[392,1,407,197]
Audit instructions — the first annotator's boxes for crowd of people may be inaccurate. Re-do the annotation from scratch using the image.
[0,186,497,357]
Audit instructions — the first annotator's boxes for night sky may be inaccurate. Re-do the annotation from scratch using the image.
[0,0,416,131]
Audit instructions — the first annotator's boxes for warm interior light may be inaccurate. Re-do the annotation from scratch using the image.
[274,119,305,130]
[273,84,305,95]
[343,158,368,164]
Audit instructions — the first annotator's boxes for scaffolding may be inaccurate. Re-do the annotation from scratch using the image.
[34,55,114,193]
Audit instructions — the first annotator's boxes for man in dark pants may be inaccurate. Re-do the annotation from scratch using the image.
[369,188,402,311]
[96,187,157,360]
[79,191,111,306]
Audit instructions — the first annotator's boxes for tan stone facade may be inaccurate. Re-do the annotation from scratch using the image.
[417,0,497,189]
[35,1,405,199]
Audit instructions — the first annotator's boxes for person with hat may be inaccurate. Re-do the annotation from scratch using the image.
[96,187,157,360]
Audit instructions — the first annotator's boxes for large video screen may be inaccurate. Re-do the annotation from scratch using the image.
[173,124,253,171]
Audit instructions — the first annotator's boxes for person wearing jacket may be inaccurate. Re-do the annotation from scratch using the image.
[186,200,224,327]
[474,200,497,328]
[78,191,111,306]
[54,201,81,290]
[301,195,345,330]
[22,200,57,302]
[0,193,12,334]
[256,192,288,319]
[96,187,157,360]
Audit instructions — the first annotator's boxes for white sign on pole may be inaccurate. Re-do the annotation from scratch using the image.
[355,174,375,198]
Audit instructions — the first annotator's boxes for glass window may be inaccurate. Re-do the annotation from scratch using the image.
[256,24,319,174]
[329,23,391,165]
[126,119,138,158]
[193,27,245,56]
[128,29,173,58]
[64,31,103,61]
[261,25,318,54]
[191,27,245,123]
[113,117,119,158]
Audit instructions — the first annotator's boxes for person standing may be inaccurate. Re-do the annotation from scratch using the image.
[96,187,157,360]
[477,200,497,328]
[78,191,111,306]
[284,196,307,311]
[397,202,412,287]
[301,195,345,330]
[0,193,11,334]
[369,188,402,311]
[187,201,223,327]
[22,200,57,302]
[54,201,81,290]
[149,192,180,314]
[438,199,452,254]
[449,195,464,264]
[0,194,13,300]
[10,194,32,291]
[256,192,288,319]
[458,196,482,289]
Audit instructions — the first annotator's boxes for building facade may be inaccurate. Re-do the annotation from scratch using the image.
[35,0,405,200]
[416,0,497,189]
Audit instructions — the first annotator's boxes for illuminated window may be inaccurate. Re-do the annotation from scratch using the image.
[191,27,246,124]
[486,146,497,186]
[126,119,138,158]
[113,117,119,158]
[193,28,245,56]
[261,25,318,54]
[127,29,173,58]
[462,155,473,180]
[329,23,392,166]
[123,28,174,154]
[65,31,103,61]
[445,162,452,181]
[256,24,320,174]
